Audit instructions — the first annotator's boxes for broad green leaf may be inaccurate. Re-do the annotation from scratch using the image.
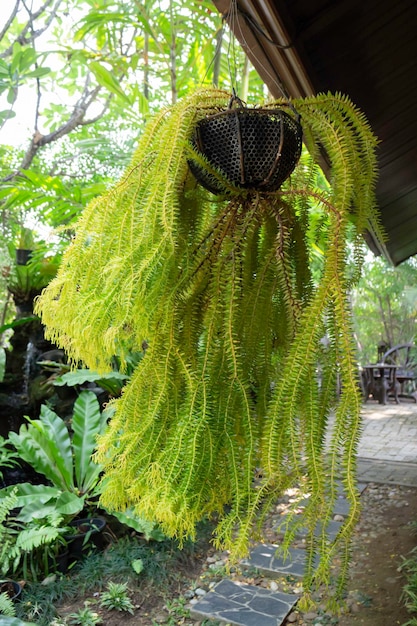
[0,316,37,335]
[18,501,62,522]
[20,48,35,66]
[0,60,9,76]
[0,110,15,123]
[6,88,16,105]
[10,43,22,75]
[9,412,73,492]
[0,483,61,521]
[25,67,51,79]
[110,509,166,541]
[89,60,131,105]
[54,491,85,516]
[53,368,127,386]
[18,47,37,72]
[38,404,74,489]
[72,390,104,491]
[1,482,60,506]
[8,429,58,487]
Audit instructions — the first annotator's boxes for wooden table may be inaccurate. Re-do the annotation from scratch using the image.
[362,363,399,405]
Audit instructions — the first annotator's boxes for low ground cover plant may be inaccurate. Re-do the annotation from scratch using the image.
[401,542,417,625]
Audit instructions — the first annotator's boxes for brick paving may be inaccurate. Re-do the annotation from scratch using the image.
[356,399,417,486]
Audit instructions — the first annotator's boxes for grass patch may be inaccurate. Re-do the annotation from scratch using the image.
[401,544,417,625]
[14,527,213,626]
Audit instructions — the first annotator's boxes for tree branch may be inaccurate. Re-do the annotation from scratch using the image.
[21,0,43,132]
[2,78,107,182]
[0,0,63,59]
[81,93,113,125]
[0,0,21,43]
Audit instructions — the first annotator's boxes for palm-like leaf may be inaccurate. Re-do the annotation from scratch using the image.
[9,406,73,491]
[72,390,105,493]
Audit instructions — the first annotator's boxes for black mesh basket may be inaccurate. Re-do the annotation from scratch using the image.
[189,102,303,194]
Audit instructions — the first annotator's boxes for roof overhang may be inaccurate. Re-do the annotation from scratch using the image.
[211,0,417,265]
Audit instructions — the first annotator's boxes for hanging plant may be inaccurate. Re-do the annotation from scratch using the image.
[35,88,384,606]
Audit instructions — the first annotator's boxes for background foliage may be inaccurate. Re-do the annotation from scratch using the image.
[351,255,417,364]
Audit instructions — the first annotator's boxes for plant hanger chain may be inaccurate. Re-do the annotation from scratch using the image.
[219,0,300,121]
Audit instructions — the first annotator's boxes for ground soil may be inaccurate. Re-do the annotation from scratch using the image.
[328,483,417,626]
[54,483,417,626]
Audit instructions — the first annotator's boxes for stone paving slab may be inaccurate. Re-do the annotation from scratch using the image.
[276,517,343,541]
[241,543,318,578]
[273,482,366,544]
[332,496,351,516]
[328,402,417,464]
[357,457,417,487]
[190,579,298,626]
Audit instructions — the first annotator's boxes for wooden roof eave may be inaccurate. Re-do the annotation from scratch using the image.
[211,0,393,264]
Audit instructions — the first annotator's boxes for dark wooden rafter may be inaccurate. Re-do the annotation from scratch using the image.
[211,0,417,266]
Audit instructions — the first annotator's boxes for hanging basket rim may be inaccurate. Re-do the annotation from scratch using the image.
[189,100,303,194]
[196,101,302,123]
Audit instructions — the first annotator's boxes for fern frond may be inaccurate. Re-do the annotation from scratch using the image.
[36,88,384,602]
[15,526,62,552]
[0,591,16,617]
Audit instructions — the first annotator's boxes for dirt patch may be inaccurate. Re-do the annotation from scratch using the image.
[330,483,417,626]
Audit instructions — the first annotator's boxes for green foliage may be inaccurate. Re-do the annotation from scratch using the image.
[131,559,143,574]
[0,393,108,578]
[0,592,16,618]
[0,317,37,337]
[6,391,106,518]
[2,391,162,542]
[53,369,128,398]
[35,88,383,602]
[0,489,19,575]
[99,581,134,613]
[6,247,60,305]
[109,509,165,541]
[352,255,417,364]
[401,546,417,624]
[0,437,18,480]
[68,605,102,626]
[164,596,191,623]
[0,0,266,296]
[0,484,69,579]
[13,530,203,625]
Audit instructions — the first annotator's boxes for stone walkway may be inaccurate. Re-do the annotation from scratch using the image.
[357,399,417,485]
[190,400,417,625]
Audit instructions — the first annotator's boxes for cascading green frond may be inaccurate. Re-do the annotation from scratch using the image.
[35,87,383,603]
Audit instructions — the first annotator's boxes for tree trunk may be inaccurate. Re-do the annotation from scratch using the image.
[213,25,223,87]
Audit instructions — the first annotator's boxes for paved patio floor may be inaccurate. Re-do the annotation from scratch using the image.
[353,399,417,486]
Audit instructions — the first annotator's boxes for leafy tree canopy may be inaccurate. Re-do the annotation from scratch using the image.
[352,255,417,363]
[0,0,264,245]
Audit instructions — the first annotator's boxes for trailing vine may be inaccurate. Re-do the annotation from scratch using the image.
[36,88,384,604]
